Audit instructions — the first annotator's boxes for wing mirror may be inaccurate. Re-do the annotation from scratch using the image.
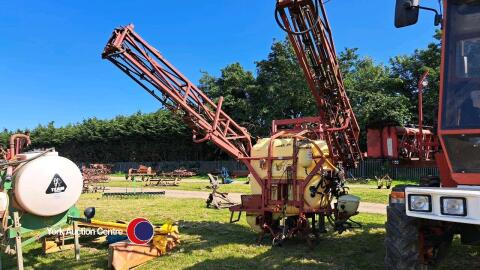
[395,0,420,28]
[395,0,442,28]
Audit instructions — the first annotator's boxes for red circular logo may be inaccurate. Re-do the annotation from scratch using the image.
[126,218,154,245]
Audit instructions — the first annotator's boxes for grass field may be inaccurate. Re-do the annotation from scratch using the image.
[110,174,249,181]
[104,177,409,204]
[3,194,480,270]
[105,179,252,194]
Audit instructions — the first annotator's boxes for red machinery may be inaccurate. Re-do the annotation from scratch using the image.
[275,0,362,169]
[367,126,437,161]
[103,0,361,244]
[367,126,436,160]
[367,71,439,164]
[385,1,480,268]
[2,133,31,162]
[81,164,112,193]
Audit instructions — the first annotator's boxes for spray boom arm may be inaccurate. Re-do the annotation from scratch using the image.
[276,0,362,168]
[103,0,361,170]
[102,25,252,160]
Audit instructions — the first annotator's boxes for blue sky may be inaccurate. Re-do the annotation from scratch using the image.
[0,0,439,130]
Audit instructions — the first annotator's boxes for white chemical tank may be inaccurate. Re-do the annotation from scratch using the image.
[13,151,83,217]
[337,194,360,216]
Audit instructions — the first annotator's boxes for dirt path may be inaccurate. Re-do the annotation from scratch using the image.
[105,187,387,215]
[109,176,247,184]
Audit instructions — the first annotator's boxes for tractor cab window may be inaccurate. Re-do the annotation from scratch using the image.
[443,1,480,129]
[456,37,480,78]
[444,134,480,173]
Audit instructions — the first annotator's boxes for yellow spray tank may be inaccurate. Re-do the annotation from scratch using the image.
[245,137,338,232]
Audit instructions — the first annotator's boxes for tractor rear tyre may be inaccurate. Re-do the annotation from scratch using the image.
[385,188,453,269]
[385,204,424,270]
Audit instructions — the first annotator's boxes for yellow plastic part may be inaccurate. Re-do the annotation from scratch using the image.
[152,235,168,253]
[158,221,179,235]
[298,144,313,168]
[245,138,336,229]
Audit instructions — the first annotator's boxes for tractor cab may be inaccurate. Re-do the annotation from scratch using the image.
[395,0,480,185]
[440,1,480,180]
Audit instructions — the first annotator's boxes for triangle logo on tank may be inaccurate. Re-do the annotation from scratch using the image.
[45,173,68,194]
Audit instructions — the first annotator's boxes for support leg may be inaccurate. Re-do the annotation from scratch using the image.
[13,212,24,270]
[311,214,319,239]
[318,213,327,233]
[256,231,265,245]
[73,222,80,261]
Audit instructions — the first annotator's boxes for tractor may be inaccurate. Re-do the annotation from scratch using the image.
[386,0,480,268]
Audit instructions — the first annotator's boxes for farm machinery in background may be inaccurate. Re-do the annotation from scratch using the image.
[81,163,112,193]
[0,133,84,269]
[367,70,439,167]
[211,167,235,184]
[125,164,156,181]
[365,70,439,187]
[384,0,480,269]
[103,0,362,244]
[125,165,196,186]
[206,173,237,209]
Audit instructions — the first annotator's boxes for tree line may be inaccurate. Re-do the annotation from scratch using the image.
[201,31,441,148]
[0,111,218,162]
[1,32,441,162]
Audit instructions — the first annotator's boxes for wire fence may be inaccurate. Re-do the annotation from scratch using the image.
[347,159,438,180]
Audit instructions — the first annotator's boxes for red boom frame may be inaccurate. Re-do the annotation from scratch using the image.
[276,0,362,169]
[102,25,252,161]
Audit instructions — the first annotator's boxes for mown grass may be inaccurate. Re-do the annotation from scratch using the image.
[363,179,417,187]
[3,194,479,269]
[109,172,126,177]
[105,179,252,194]
[105,178,415,204]
[108,174,249,182]
[347,186,391,204]
[347,179,417,204]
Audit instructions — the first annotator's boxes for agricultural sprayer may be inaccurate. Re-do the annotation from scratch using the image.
[103,0,362,245]
[0,133,84,269]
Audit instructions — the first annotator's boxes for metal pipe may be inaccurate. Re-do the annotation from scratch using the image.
[326,116,351,132]
[418,70,429,160]
[9,134,31,158]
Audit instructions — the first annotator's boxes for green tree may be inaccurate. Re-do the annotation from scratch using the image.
[339,48,412,127]
[253,39,316,135]
[199,63,257,130]
[27,110,218,162]
[389,30,442,127]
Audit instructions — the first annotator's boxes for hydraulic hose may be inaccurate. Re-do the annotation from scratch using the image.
[275,0,322,35]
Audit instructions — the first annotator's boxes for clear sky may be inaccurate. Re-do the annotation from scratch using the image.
[0,0,439,130]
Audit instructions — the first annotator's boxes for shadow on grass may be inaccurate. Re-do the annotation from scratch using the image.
[1,234,113,270]
[5,212,480,270]
[174,219,387,270]
[2,246,108,270]
[176,219,480,270]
